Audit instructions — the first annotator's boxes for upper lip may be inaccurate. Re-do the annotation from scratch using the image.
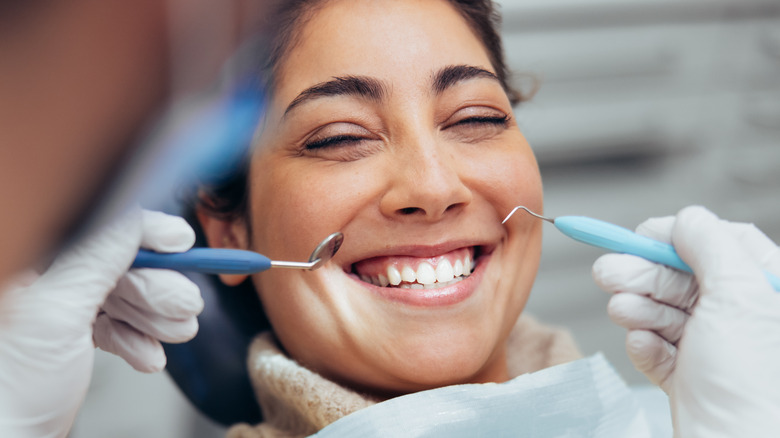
[339,238,497,272]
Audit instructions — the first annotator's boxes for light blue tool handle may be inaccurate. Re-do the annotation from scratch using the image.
[133,248,272,275]
[554,216,780,292]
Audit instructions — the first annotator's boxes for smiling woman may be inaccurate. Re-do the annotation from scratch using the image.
[194,0,581,436]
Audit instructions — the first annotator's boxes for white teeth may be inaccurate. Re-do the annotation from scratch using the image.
[387,266,402,286]
[435,259,454,283]
[360,252,476,288]
[453,259,464,277]
[401,266,416,283]
[416,262,437,285]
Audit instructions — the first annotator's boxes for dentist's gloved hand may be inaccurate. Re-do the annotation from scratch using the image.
[0,208,203,438]
[592,205,780,437]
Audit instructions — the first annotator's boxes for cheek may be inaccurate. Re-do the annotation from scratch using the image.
[246,155,381,260]
[462,136,543,215]
[463,135,543,294]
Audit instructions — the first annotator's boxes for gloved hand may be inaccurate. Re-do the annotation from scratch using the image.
[0,208,203,438]
[592,205,780,437]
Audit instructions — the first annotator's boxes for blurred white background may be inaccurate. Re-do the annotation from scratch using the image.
[71,0,780,436]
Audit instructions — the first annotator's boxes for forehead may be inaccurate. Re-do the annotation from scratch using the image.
[273,0,494,105]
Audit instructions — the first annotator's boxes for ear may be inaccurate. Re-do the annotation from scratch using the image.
[196,208,251,287]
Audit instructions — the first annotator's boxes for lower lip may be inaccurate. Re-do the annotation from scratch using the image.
[350,254,490,307]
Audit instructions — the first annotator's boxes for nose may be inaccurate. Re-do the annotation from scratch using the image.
[380,136,472,222]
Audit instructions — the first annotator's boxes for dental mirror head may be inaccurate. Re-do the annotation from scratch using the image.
[271,232,344,270]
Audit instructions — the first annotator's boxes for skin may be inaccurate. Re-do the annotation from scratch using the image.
[0,0,272,283]
[201,0,544,397]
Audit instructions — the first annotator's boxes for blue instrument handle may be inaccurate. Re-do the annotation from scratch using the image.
[554,216,780,292]
[132,248,272,275]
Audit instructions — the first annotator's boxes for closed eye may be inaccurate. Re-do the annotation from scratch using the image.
[443,111,512,143]
[304,134,367,150]
[451,115,510,127]
[300,122,382,161]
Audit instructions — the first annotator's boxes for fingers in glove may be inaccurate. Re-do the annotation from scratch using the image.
[635,216,675,243]
[100,297,200,343]
[608,293,689,344]
[625,329,676,393]
[101,273,200,344]
[113,269,203,320]
[673,206,773,299]
[593,253,699,311]
[93,313,166,373]
[141,210,195,253]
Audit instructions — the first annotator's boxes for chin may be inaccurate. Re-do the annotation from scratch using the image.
[350,325,511,398]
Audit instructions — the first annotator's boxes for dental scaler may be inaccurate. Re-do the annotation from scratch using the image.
[502,206,780,292]
[132,232,343,274]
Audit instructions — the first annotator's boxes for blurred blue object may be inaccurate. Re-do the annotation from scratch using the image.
[135,82,265,213]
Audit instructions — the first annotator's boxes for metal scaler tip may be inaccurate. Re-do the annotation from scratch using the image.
[502,206,554,224]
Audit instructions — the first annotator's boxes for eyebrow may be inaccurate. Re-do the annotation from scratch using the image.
[432,65,500,95]
[283,76,387,117]
[282,64,500,117]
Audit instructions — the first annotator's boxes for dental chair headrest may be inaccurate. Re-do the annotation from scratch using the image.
[163,269,269,426]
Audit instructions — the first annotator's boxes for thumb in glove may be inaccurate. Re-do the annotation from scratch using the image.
[669,206,780,437]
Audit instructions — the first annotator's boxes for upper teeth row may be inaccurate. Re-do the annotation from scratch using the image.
[360,255,473,287]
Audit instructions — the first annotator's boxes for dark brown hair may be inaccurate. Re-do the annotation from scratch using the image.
[262,0,523,103]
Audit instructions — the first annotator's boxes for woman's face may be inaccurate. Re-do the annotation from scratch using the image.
[230,0,542,395]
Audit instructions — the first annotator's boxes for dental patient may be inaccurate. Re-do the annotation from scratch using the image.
[194,1,582,436]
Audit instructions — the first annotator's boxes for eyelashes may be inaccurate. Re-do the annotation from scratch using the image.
[450,114,511,128]
[301,128,381,161]
[441,113,511,144]
[304,134,367,150]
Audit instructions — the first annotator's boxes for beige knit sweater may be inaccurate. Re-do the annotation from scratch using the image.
[227,315,582,438]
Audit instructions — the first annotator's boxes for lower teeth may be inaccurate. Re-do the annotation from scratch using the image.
[397,275,466,289]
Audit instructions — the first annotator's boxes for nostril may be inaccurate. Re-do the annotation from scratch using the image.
[445,203,462,213]
[399,207,421,215]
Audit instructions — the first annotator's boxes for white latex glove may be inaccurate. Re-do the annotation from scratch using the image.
[0,208,203,438]
[592,205,780,437]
